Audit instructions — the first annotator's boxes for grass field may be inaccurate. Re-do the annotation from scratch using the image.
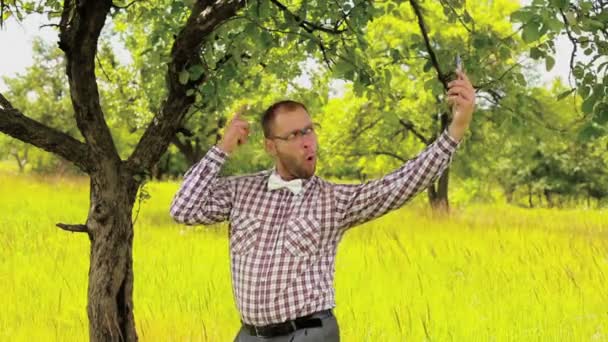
[1,169,607,341]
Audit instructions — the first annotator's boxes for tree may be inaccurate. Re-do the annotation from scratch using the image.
[0,0,376,340]
[315,0,529,210]
[511,0,608,138]
[0,38,77,172]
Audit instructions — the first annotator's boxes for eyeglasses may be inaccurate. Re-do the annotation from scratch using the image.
[268,124,317,142]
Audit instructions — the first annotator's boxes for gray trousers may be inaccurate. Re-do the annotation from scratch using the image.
[234,311,340,342]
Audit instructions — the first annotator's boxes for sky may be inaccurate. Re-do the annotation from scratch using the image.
[0,8,574,93]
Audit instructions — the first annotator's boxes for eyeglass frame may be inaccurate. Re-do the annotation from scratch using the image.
[266,123,318,142]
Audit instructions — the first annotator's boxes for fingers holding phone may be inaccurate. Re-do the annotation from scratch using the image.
[446,55,476,140]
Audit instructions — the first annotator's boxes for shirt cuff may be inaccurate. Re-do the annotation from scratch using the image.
[435,130,460,156]
[205,145,229,169]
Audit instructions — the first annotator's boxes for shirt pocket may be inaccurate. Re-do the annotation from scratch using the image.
[230,214,261,256]
[284,216,321,257]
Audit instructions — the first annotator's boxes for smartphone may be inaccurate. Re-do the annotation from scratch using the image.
[455,54,462,74]
[448,54,463,114]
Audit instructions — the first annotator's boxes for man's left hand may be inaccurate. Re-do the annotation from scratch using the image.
[447,70,476,141]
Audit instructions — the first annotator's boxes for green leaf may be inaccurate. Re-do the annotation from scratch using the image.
[423,59,433,72]
[353,79,365,96]
[260,30,274,49]
[390,48,401,61]
[223,61,237,80]
[334,60,354,79]
[2,9,11,22]
[530,47,543,59]
[583,19,605,31]
[578,85,590,98]
[582,94,598,114]
[577,123,603,141]
[544,17,563,31]
[463,10,472,23]
[556,88,575,101]
[515,73,527,87]
[499,46,511,59]
[358,72,372,86]
[573,65,584,79]
[188,64,205,81]
[510,10,532,23]
[565,11,577,25]
[178,70,189,85]
[473,35,488,49]
[522,20,542,43]
[549,0,569,10]
[383,69,392,86]
[186,89,195,96]
[545,56,555,71]
[306,39,318,53]
[593,103,608,125]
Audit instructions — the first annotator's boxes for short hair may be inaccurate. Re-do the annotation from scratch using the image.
[262,100,308,138]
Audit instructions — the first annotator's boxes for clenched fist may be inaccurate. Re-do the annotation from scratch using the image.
[217,106,250,155]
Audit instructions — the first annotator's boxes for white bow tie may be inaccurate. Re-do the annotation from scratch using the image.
[267,172,303,195]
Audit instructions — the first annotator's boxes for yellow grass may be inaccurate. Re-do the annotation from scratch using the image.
[1,170,607,341]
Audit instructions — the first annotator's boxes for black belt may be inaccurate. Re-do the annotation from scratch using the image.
[242,309,332,338]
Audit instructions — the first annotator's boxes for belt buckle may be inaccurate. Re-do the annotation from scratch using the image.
[254,325,263,337]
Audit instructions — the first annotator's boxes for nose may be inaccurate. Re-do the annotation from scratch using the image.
[300,132,316,150]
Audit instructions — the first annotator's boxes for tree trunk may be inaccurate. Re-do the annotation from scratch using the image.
[427,166,450,212]
[86,164,139,341]
[505,187,514,204]
[544,189,553,208]
[10,147,27,172]
[427,110,450,212]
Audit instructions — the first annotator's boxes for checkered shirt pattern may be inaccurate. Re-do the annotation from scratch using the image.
[170,130,459,326]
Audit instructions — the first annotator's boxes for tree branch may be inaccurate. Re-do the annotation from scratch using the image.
[475,62,523,90]
[398,118,430,145]
[438,0,473,33]
[409,0,449,91]
[350,117,381,140]
[269,0,347,35]
[0,91,13,109]
[111,0,141,10]
[350,150,408,163]
[58,0,120,161]
[0,93,92,172]
[559,8,578,86]
[57,222,89,233]
[127,0,247,172]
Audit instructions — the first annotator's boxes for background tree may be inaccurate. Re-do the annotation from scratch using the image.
[313,0,531,210]
[511,0,607,137]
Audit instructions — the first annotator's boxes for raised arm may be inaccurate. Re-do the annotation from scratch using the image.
[170,108,250,225]
[335,69,475,230]
[334,131,459,230]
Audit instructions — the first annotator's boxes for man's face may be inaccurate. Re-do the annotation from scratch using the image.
[265,106,318,179]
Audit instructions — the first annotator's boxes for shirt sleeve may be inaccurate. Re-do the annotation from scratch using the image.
[169,146,233,225]
[333,130,459,230]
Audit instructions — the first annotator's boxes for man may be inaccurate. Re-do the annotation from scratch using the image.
[170,71,475,341]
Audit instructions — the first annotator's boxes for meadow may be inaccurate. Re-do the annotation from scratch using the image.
[1,168,607,341]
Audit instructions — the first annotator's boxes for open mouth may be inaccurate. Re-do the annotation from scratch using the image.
[305,155,315,162]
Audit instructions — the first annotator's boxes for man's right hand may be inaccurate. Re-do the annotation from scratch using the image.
[217,106,250,155]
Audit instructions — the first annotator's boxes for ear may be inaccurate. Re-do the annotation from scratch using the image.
[264,138,277,157]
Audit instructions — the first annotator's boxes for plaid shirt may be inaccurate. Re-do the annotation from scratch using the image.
[170,130,459,326]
